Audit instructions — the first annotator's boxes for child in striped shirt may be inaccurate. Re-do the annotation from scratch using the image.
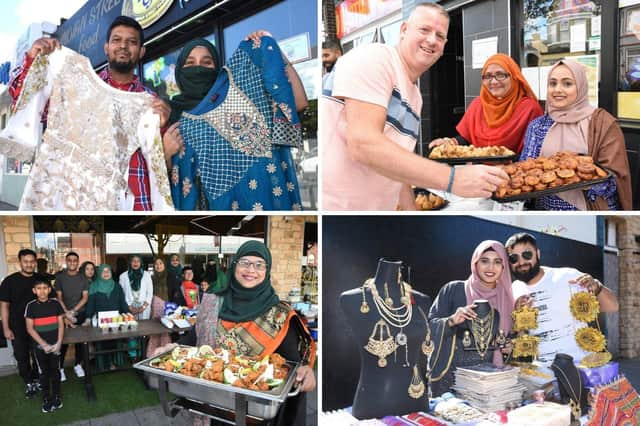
[25,279,64,413]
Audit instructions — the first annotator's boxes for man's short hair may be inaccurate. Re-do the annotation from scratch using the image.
[66,251,79,259]
[322,39,343,54]
[107,16,144,45]
[18,248,37,260]
[414,2,450,20]
[33,278,52,288]
[182,266,193,273]
[505,232,538,251]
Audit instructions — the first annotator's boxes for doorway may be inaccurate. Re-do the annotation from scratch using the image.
[430,9,465,140]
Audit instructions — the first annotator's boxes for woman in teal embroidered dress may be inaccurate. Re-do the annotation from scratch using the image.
[170,33,308,211]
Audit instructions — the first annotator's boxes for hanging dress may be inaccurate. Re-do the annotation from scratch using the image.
[0,47,174,211]
[171,36,303,211]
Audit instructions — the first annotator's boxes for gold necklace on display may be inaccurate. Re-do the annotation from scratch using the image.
[470,308,495,359]
[429,318,457,382]
[550,363,582,419]
[364,319,398,368]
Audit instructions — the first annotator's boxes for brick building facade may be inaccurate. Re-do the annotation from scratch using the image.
[615,216,640,358]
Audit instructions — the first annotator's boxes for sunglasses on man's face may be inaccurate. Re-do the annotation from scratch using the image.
[508,250,534,264]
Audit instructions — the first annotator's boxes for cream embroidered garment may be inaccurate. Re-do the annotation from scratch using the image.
[0,47,174,211]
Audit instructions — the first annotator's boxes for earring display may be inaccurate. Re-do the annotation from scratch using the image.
[384,282,394,307]
[364,319,398,367]
[360,285,370,314]
[462,330,472,348]
[408,364,425,399]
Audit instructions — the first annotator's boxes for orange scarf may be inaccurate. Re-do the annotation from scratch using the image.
[480,53,538,128]
[219,302,317,366]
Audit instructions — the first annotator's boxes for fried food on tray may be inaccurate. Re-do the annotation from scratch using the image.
[493,152,607,199]
[150,345,289,391]
[429,144,515,159]
[415,192,446,210]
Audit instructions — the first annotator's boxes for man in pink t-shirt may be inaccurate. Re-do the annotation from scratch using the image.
[321,4,508,211]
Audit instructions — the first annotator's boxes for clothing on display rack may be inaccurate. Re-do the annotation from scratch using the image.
[0,47,174,211]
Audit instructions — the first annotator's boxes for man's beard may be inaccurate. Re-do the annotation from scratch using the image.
[511,260,541,283]
[109,57,136,74]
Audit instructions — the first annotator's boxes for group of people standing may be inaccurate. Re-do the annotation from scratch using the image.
[0,241,316,424]
[427,233,619,395]
[322,3,632,211]
[5,15,307,211]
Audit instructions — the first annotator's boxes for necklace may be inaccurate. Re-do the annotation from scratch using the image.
[364,320,398,368]
[363,278,412,328]
[550,363,582,419]
[470,307,495,359]
[429,318,457,382]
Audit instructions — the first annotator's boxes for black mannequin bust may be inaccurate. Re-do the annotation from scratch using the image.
[340,258,432,419]
[550,353,588,419]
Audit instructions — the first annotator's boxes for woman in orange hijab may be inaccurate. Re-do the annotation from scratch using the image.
[430,54,543,154]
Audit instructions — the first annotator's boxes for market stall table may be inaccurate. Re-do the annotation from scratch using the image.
[63,319,192,401]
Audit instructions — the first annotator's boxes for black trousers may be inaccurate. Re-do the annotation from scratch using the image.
[60,312,86,369]
[11,330,37,385]
[33,346,61,399]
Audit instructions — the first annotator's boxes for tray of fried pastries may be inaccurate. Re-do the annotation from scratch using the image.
[428,144,518,165]
[492,152,611,203]
[413,188,449,210]
[133,345,300,419]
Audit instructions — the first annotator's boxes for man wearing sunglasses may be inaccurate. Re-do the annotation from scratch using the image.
[505,232,618,366]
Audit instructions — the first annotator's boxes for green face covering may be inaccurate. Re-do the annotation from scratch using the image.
[169,38,220,124]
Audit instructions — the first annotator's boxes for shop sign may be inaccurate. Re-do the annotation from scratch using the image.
[55,0,213,67]
[122,0,173,29]
[618,92,640,120]
[335,0,401,39]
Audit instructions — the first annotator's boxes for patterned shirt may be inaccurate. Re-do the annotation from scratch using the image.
[520,114,618,210]
[9,53,157,211]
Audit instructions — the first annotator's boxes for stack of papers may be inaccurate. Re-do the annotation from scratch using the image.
[452,363,526,413]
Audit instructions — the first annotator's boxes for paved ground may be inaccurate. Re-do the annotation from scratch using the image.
[63,384,318,425]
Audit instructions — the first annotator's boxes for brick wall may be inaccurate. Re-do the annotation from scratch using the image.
[616,216,640,358]
[268,216,317,299]
[2,216,34,274]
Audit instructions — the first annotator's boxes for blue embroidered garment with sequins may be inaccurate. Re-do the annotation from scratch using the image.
[171,36,303,211]
[520,114,619,210]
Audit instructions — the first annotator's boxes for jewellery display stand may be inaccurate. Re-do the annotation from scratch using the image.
[462,300,500,359]
[550,353,587,420]
[339,258,431,419]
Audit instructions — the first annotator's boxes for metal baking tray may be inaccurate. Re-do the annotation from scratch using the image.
[413,188,449,210]
[428,153,518,165]
[492,165,613,203]
[133,346,300,419]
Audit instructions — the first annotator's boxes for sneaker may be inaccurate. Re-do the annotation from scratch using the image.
[73,364,85,378]
[51,395,63,410]
[33,380,42,391]
[41,398,54,413]
[25,383,36,399]
[59,368,66,382]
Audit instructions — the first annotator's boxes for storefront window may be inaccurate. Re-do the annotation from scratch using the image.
[142,34,217,101]
[618,1,640,120]
[521,0,602,105]
[620,6,640,91]
[380,19,401,46]
[34,232,101,276]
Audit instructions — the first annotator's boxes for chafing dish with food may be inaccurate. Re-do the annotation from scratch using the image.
[134,345,300,420]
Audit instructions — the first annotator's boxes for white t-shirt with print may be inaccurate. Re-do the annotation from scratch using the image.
[512,266,590,366]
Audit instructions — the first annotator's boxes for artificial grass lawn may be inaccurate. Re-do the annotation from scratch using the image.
[0,370,162,426]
